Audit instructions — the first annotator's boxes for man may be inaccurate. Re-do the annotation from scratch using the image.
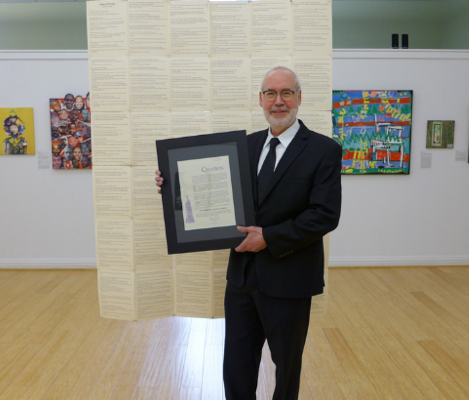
[81,155,91,169]
[77,121,92,141]
[81,107,90,123]
[70,109,80,124]
[80,142,91,159]
[51,141,62,158]
[156,66,341,400]
[63,94,75,111]
[51,125,60,140]
[50,99,61,112]
[72,146,83,169]
[63,145,74,161]
[51,111,60,126]
[52,155,63,169]
[58,109,69,122]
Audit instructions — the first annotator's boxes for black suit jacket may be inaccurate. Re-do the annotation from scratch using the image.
[227,120,342,299]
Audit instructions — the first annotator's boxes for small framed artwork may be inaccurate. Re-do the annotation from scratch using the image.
[426,120,455,149]
[1,108,35,156]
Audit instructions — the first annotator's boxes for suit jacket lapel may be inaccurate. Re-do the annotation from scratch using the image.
[258,123,309,207]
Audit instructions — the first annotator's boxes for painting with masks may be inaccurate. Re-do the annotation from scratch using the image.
[1,108,35,156]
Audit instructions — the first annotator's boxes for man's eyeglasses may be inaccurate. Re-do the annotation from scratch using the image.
[262,90,296,101]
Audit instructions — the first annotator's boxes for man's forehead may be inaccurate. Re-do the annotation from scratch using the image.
[263,70,296,87]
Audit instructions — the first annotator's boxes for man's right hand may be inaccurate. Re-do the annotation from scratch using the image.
[155,170,164,194]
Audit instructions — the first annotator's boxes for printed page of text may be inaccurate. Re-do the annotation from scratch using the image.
[89,57,130,112]
[131,111,170,165]
[87,1,128,58]
[130,57,170,111]
[174,269,212,318]
[251,1,291,56]
[92,112,131,166]
[177,156,236,231]
[170,1,210,56]
[132,166,164,220]
[211,112,250,134]
[98,270,136,320]
[292,0,332,56]
[129,0,170,56]
[171,57,211,111]
[210,1,250,56]
[174,252,211,270]
[293,57,332,110]
[96,219,134,270]
[93,166,132,218]
[136,270,174,320]
[211,58,251,111]
[133,219,173,270]
[171,112,211,138]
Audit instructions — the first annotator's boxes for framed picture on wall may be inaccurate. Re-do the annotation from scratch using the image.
[50,93,91,169]
[426,120,455,149]
[332,90,413,175]
[1,108,35,156]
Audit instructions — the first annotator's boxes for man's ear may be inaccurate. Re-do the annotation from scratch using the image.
[298,90,302,106]
[259,91,263,107]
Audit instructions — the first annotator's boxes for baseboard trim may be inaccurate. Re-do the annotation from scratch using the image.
[1,257,467,269]
[0,258,97,269]
[329,256,469,267]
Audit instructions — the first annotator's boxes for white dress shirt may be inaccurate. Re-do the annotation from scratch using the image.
[257,119,300,174]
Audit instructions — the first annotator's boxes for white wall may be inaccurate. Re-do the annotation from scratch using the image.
[330,50,469,266]
[0,50,468,268]
[0,51,95,268]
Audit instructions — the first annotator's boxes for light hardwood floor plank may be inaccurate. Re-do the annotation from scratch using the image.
[323,328,381,400]
[200,344,224,400]
[307,326,359,400]
[110,320,161,400]
[0,268,468,400]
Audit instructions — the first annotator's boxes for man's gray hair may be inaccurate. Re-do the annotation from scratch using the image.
[260,66,301,91]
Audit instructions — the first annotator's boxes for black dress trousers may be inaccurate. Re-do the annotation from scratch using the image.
[223,257,312,400]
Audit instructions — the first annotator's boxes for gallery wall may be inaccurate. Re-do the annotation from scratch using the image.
[0,51,95,268]
[2,1,469,51]
[331,50,469,266]
[0,49,468,268]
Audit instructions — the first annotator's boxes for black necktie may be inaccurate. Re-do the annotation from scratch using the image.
[258,137,280,202]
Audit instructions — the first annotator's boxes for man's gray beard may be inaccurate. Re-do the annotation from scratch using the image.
[263,108,298,132]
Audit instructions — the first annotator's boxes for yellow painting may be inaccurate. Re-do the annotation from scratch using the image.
[1,108,35,155]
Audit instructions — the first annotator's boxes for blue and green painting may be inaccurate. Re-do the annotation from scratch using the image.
[332,90,412,175]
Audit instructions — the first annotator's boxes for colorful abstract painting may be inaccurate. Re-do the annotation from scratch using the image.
[332,90,412,175]
[50,93,91,169]
[1,108,35,156]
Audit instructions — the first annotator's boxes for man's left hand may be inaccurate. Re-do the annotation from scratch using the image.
[235,226,267,253]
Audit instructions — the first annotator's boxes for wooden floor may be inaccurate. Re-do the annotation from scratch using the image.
[0,267,468,400]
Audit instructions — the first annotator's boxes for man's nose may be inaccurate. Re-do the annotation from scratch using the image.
[274,93,285,105]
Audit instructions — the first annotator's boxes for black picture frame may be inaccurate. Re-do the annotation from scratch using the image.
[156,130,255,254]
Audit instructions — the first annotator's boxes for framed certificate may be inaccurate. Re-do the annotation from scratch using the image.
[156,130,255,254]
